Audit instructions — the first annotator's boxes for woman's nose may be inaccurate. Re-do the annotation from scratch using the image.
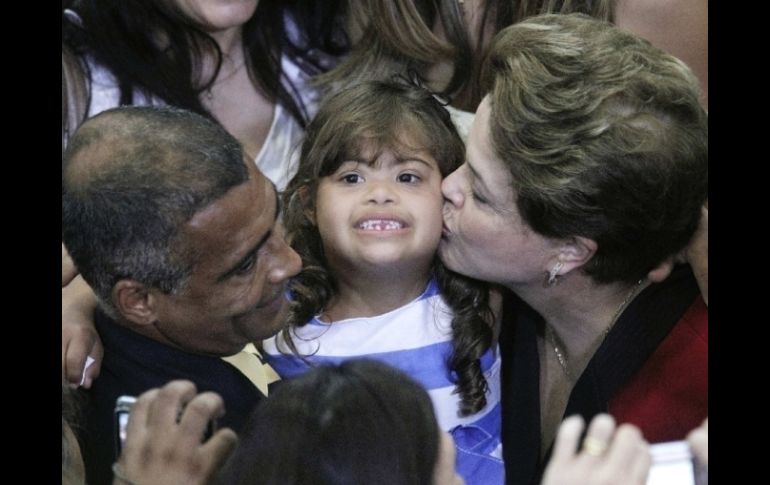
[441,166,465,208]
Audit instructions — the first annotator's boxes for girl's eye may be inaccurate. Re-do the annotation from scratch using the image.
[341,173,363,184]
[397,173,421,183]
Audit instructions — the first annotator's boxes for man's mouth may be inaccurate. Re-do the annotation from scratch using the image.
[256,289,285,310]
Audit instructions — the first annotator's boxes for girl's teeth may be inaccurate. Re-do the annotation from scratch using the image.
[360,220,403,230]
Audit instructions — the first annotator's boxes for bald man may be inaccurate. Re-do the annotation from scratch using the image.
[62,106,301,484]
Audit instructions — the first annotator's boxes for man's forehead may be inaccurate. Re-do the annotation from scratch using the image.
[174,165,276,275]
[185,165,272,233]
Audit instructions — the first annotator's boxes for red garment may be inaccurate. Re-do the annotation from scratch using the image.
[609,298,708,443]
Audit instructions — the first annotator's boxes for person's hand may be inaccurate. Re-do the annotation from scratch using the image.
[62,275,102,388]
[62,243,78,287]
[686,205,708,306]
[687,418,708,467]
[113,380,238,485]
[541,414,651,485]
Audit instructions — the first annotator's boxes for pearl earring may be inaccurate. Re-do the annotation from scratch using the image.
[545,261,563,287]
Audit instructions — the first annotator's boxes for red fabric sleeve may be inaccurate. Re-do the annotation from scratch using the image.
[609,298,708,443]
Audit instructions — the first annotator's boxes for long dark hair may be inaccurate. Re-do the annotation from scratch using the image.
[279,80,494,415]
[217,360,441,485]
[62,0,346,127]
[315,0,474,108]
[316,0,613,111]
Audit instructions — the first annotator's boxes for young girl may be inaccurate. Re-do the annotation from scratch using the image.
[262,80,503,484]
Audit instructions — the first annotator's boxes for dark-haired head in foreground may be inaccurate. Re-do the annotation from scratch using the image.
[218,359,462,485]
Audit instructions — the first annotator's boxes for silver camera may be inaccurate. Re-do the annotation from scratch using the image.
[114,395,137,454]
[113,394,218,455]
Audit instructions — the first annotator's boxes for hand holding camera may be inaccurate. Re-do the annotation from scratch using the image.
[113,380,238,485]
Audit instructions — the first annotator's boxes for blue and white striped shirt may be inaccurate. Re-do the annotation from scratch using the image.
[263,279,504,484]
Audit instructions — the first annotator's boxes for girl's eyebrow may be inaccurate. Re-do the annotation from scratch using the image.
[340,155,435,169]
[393,156,435,168]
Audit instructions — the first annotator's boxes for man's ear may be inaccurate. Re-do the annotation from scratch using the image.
[555,236,598,275]
[112,280,159,326]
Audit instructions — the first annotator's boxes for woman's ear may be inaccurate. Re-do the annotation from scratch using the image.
[647,257,675,283]
[112,280,159,326]
[556,236,598,275]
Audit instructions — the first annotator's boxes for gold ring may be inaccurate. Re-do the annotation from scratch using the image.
[582,436,608,456]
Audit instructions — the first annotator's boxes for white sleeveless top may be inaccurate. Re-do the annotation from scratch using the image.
[446,105,475,142]
[84,54,317,191]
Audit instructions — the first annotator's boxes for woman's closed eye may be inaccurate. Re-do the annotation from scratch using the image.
[471,190,488,205]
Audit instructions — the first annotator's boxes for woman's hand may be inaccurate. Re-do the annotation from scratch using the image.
[542,414,651,485]
[62,275,102,388]
[62,243,78,286]
[687,418,708,467]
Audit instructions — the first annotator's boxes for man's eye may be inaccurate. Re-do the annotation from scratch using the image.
[235,254,256,275]
[397,173,421,183]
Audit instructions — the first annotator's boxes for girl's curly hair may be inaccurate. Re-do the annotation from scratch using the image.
[279,79,494,415]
